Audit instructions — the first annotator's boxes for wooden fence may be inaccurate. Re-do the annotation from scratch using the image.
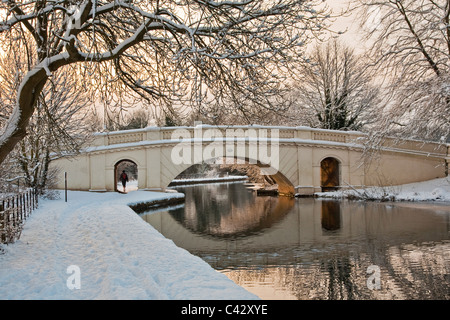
[0,189,38,244]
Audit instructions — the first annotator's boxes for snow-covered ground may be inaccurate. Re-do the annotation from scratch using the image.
[316,177,450,202]
[0,189,258,300]
[116,179,138,193]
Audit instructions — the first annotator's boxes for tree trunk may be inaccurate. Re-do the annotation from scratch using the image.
[0,66,49,165]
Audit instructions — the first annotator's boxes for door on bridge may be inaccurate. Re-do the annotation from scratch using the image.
[320,157,340,192]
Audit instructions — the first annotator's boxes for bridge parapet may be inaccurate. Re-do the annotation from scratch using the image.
[381,137,448,157]
[93,126,360,145]
[108,131,144,145]
[90,125,449,159]
[313,131,347,143]
[93,125,299,145]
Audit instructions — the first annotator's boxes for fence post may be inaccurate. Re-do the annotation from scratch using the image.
[0,189,39,245]
[27,190,31,217]
[0,200,4,243]
[12,195,17,238]
[28,190,31,217]
[65,172,68,202]
[20,194,23,221]
[24,192,28,218]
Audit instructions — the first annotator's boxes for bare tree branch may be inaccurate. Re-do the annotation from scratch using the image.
[355,0,450,142]
[0,0,332,165]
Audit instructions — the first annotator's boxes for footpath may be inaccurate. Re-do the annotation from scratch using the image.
[0,190,258,300]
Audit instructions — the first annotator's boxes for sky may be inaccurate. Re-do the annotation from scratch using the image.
[325,0,368,52]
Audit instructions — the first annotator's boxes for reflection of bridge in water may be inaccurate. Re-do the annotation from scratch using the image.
[140,196,450,268]
[167,185,296,238]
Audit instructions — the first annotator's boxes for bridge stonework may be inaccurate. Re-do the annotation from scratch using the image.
[51,126,449,196]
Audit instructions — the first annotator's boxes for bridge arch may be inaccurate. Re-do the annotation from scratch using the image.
[114,158,138,193]
[164,155,296,197]
[320,157,341,192]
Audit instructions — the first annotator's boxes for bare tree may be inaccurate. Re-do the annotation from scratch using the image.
[117,108,153,130]
[355,0,450,142]
[290,40,380,130]
[17,69,90,194]
[0,37,90,193]
[0,0,332,165]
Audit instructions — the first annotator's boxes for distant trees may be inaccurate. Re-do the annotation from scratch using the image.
[291,40,380,131]
[355,0,450,142]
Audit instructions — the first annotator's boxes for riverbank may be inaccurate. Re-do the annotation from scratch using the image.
[0,189,258,300]
[315,177,450,202]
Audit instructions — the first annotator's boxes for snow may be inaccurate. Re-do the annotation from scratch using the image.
[315,177,450,202]
[170,175,247,184]
[0,189,259,300]
[95,124,361,135]
[116,179,138,193]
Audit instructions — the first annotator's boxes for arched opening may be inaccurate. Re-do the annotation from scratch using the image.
[321,157,340,192]
[169,158,295,197]
[114,159,138,193]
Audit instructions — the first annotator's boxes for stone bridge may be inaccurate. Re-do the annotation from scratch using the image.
[51,125,449,196]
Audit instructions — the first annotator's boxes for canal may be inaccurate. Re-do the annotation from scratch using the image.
[139,181,450,300]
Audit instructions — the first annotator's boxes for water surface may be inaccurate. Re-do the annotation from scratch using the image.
[140,182,450,300]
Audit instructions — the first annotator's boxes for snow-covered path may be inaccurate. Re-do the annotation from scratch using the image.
[0,190,258,300]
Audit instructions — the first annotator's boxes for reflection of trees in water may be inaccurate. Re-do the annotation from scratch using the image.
[379,244,450,300]
[224,244,450,300]
[223,255,374,300]
[323,257,354,299]
[170,183,294,238]
[221,201,450,300]
[285,253,372,300]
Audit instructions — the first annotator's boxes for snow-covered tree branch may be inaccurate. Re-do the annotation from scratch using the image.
[355,0,450,142]
[0,0,331,165]
[0,38,90,193]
